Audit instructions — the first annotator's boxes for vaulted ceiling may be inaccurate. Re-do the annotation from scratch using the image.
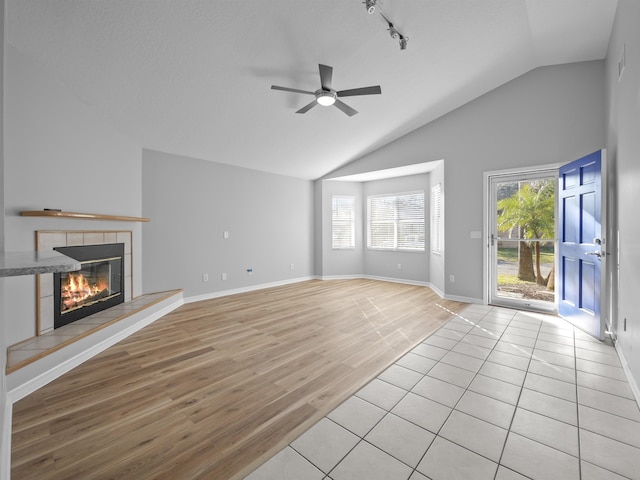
[6,0,618,180]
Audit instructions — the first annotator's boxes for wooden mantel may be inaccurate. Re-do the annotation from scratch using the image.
[21,210,150,222]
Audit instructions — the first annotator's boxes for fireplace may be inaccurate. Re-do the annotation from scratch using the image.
[53,243,125,329]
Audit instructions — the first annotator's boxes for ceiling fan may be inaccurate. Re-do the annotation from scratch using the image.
[271,64,382,117]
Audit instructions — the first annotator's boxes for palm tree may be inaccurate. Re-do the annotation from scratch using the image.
[498,181,555,286]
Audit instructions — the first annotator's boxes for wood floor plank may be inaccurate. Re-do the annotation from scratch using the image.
[11,279,466,479]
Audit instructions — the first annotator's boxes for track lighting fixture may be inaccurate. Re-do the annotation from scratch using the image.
[364,0,377,14]
[387,22,400,39]
[362,1,409,50]
[383,14,408,50]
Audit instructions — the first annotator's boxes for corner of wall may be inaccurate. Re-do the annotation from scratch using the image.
[1,0,11,476]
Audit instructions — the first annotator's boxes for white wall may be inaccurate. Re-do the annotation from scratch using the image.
[325,61,606,302]
[606,0,640,392]
[3,44,142,346]
[141,149,314,298]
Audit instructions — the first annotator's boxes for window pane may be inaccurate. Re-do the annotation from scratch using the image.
[398,222,425,249]
[368,191,424,251]
[332,196,355,249]
[431,184,442,253]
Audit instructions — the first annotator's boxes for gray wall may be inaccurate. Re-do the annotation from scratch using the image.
[606,0,640,391]
[3,44,142,346]
[141,149,314,298]
[429,161,445,295]
[319,174,431,284]
[325,61,606,302]
[363,175,430,283]
[1,1,8,477]
[319,180,364,277]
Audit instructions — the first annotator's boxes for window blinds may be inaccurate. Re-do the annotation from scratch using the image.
[431,184,442,253]
[368,192,425,251]
[332,195,355,249]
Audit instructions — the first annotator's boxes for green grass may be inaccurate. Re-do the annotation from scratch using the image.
[497,274,535,286]
[498,246,554,264]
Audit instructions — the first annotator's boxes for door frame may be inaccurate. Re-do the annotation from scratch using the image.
[482,162,563,310]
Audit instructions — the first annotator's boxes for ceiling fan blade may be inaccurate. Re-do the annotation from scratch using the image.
[337,86,382,97]
[319,64,333,91]
[333,99,358,117]
[271,85,316,95]
[296,100,318,114]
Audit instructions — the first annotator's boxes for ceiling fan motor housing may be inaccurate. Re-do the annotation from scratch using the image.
[316,89,337,106]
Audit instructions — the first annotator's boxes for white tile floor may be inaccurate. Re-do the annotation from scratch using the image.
[245,304,640,480]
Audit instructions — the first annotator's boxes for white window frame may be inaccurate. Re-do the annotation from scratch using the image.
[431,183,443,254]
[331,195,355,249]
[367,191,425,252]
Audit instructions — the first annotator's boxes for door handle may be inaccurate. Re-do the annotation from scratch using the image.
[586,251,603,259]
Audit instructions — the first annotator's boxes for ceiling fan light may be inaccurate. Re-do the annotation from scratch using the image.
[316,92,336,106]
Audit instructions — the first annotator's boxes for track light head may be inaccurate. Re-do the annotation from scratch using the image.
[387,23,399,39]
[364,0,376,14]
[399,36,408,50]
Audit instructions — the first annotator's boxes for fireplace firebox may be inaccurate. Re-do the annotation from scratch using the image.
[53,243,125,329]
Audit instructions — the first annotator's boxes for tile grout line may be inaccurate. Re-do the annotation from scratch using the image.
[573,324,583,480]
[259,307,639,480]
[493,309,541,479]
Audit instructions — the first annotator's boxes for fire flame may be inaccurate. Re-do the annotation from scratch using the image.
[61,273,109,311]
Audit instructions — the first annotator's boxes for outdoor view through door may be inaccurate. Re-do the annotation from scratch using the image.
[489,171,557,311]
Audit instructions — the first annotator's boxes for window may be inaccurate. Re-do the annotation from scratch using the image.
[431,183,442,254]
[367,191,425,251]
[332,195,355,249]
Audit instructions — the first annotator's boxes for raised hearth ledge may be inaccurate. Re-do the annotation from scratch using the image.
[0,251,81,277]
[6,289,184,401]
[21,210,150,222]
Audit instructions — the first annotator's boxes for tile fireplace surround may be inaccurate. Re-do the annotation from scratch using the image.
[36,230,133,335]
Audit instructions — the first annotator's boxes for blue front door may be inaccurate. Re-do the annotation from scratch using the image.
[558,150,604,339]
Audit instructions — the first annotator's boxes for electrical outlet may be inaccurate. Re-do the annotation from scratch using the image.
[223,231,229,239]
[290,263,295,270]
[221,273,227,281]
[449,275,455,283]
[247,268,253,275]
[397,263,402,269]
[202,273,209,282]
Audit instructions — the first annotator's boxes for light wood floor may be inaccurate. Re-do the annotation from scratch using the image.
[11,279,466,479]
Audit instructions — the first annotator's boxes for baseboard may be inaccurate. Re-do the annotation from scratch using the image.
[319,275,363,281]
[7,294,183,403]
[443,293,484,304]
[184,276,316,304]
[362,275,431,288]
[615,341,640,409]
[428,283,446,299]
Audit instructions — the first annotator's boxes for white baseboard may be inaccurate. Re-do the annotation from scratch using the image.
[184,276,316,304]
[444,293,483,304]
[362,275,431,288]
[319,275,362,281]
[428,284,445,298]
[615,341,640,409]
[7,294,183,403]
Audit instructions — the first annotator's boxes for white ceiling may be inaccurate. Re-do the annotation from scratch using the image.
[6,0,618,180]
